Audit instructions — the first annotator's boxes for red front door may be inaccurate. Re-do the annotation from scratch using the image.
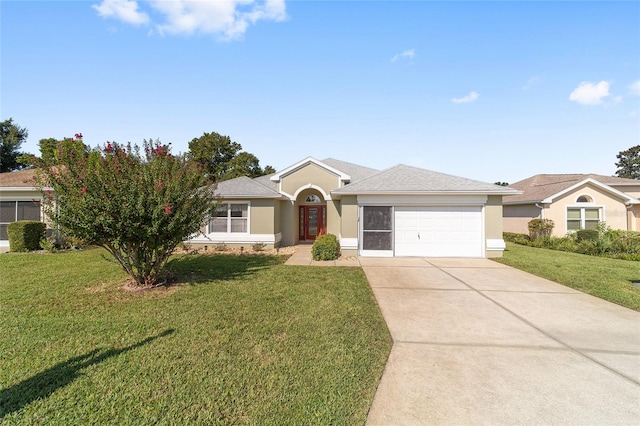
[299,206,326,241]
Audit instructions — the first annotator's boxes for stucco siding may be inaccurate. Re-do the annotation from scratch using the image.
[327,200,340,236]
[280,163,339,197]
[484,196,503,240]
[249,199,275,235]
[279,201,295,246]
[340,196,358,239]
[503,204,542,234]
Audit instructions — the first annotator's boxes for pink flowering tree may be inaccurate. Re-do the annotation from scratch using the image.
[34,136,216,287]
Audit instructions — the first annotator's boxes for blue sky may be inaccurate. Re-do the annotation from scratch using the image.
[2,1,639,183]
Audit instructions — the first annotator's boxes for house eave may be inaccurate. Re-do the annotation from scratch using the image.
[332,190,521,199]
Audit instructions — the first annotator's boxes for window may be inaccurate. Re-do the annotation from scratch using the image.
[0,200,41,240]
[576,195,592,203]
[208,203,248,233]
[305,194,321,203]
[362,206,392,250]
[567,207,600,231]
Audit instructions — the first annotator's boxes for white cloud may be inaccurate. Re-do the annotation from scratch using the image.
[569,81,611,105]
[451,91,479,104]
[391,49,415,62]
[93,0,149,25]
[630,80,640,96]
[522,76,542,91]
[93,0,287,39]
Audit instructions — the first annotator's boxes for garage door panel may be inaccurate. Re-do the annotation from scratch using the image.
[395,207,482,257]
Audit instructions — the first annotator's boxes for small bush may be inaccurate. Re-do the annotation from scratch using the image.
[576,229,599,242]
[528,218,554,241]
[312,234,340,261]
[214,243,227,252]
[252,242,266,252]
[8,221,46,252]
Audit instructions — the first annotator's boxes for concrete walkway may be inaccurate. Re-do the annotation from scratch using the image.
[284,244,361,266]
[362,257,640,425]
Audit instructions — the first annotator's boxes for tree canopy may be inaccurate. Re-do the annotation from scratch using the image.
[0,118,29,172]
[187,131,274,181]
[34,136,217,287]
[615,145,640,180]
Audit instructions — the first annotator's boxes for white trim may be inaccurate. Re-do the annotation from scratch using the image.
[339,237,358,250]
[0,187,51,192]
[542,178,640,205]
[357,194,488,205]
[486,239,506,251]
[189,232,282,244]
[270,157,351,183]
[0,240,9,247]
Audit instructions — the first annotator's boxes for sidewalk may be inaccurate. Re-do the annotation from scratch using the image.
[284,244,361,266]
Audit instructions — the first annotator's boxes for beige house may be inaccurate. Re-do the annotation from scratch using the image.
[0,158,519,257]
[503,174,640,237]
[189,157,518,258]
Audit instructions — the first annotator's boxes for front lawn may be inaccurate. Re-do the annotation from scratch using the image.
[495,242,640,311]
[0,249,392,424]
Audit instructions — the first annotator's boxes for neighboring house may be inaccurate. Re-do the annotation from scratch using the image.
[188,157,519,258]
[0,169,44,252]
[503,174,640,237]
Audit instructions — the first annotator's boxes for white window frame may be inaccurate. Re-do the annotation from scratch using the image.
[208,201,250,234]
[566,205,603,233]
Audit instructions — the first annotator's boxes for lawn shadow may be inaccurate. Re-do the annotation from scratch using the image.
[167,253,284,284]
[0,329,174,418]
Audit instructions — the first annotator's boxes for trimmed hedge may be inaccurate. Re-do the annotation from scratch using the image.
[576,229,599,242]
[8,220,46,252]
[312,234,341,261]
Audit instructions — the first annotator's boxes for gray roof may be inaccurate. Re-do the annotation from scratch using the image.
[214,176,281,198]
[320,158,379,182]
[333,164,520,194]
[505,174,640,204]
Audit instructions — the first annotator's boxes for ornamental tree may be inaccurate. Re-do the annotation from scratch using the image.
[34,136,216,287]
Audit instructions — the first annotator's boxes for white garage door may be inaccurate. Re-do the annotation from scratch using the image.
[394,206,483,257]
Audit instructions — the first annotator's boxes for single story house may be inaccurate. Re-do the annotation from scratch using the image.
[0,169,43,252]
[503,173,640,237]
[189,157,519,258]
[0,158,520,258]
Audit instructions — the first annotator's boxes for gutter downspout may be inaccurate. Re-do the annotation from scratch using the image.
[535,203,545,219]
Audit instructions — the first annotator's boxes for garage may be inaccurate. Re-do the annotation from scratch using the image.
[394,206,483,257]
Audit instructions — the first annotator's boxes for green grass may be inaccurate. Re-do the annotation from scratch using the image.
[495,242,640,311]
[0,249,392,424]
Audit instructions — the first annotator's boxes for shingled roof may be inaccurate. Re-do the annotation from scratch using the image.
[214,175,282,198]
[504,174,640,204]
[333,164,520,195]
[0,169,37,187]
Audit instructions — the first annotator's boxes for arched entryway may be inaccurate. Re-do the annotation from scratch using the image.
[296,189,327,242]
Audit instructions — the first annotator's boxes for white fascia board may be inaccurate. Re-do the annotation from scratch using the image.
[356,194,488,205]
[541,178,640,204]
[0,187,50,192]
[270,157,351,182]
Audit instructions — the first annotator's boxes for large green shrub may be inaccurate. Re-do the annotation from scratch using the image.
[34,137,217,287]
[7,220,46,252]
[312,234,340,261]
[528,218,554,241]
[576,229,599,242]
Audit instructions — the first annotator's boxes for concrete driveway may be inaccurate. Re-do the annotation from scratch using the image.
[362,257,640,425]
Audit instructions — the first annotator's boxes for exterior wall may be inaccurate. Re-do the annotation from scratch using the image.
[280,163,340,197]
[502,204,542,234]
[629,205,640,232]
[249,199,275,235]
[340,196,358,240]
[274,201,281,234]
[609,184,640,199]
[327,200,340,237]
[545,185,629,236]
[484,195,504,258]
[279,200,295,246]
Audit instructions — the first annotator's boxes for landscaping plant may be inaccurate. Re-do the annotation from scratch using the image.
[312,233,340,260]
[33,136,217,287]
